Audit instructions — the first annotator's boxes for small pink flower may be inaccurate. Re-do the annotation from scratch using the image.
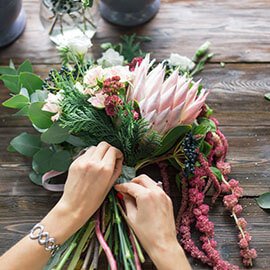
[233,186,244,198]
[132,110,139,120]
[217,161,231,175]
[128,57,144,71]
[83,66,104,87]
[199,204,210,215]
[232,204,243,216]
[221,183,231,193]
[238,218,247,230]
[104,95,123,117]
[223,194,238,210]
[228,179,239,188]
[88,92,107,108]
[239,238,249,249]
[42,92,63,121]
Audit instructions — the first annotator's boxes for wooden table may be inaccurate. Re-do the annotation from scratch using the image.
[1,0,270,269]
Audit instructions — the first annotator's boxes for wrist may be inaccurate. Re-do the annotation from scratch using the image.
[40,201,84,244]
[150,239,190,270]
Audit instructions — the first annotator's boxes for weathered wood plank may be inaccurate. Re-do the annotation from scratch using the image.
[0,1,270,64]
[1,63,270,127]
[0,125,269,196]
[0,196,268,269]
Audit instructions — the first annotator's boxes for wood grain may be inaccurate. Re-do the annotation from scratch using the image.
[0,0,270,269]
[0,1,270,64]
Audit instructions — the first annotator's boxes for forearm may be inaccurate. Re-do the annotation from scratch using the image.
[0,202,81,270]
[149,240,191,270]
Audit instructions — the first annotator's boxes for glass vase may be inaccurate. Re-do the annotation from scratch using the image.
[40,0,98,45]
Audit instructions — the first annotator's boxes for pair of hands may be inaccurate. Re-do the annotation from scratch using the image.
[55,142,190,269]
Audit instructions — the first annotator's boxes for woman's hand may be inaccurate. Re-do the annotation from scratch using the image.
[0,142,123,270]
[58,142,123,231]
[115,175,191,270]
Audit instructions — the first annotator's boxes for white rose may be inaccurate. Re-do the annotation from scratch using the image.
[169,53,195,71]
[61,33,92,55]
[97,48,124,68]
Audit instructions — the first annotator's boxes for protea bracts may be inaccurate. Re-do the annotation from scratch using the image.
[129,54,209,134]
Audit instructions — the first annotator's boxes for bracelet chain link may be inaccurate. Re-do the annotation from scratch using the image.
[29,224,60,256]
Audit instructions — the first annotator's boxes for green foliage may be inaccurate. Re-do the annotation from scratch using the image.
[2,94,29,109]
[210,167,223,182]
[0,74,20,93]
[18,60,33,74]
[256,192,270,209]
[28,102,54,129]
[59,89,160,166]
[10,132,41,157]
[41,122,70,144]
[101,34,151,62]
[154,125,191,157]
[82,0,93,8]
[19,72,43,94]
[29,171,43,186]
[0,66,17,75]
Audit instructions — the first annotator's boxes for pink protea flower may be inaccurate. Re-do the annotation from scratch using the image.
[128,54,209,134]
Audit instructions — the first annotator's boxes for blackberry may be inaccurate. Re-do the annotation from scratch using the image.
[182,132,198,177]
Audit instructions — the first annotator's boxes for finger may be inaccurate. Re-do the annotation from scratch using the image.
[91,141,111,160]
[73,146,96,163]
[114,182,146,199]
[102,147,123,183]
[123,194,137,224]
[132,174,160,190]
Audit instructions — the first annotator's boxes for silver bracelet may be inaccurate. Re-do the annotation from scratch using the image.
[29,224,60,256]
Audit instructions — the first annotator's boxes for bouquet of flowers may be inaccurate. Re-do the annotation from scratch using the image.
[0,35,256,269]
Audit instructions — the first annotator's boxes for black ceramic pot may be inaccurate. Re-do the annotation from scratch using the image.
[0,0,26,47]
[99,0,160,27]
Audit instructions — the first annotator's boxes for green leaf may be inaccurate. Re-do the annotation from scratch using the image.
[41,122,70,144]
[264,93,270,101]
[20,88,30,99]
[7,144,17,153]
[29,171,43,186]
[199,141,212,157]
[210,167,223,182]
[198,117,216,133]
[14,105,29,117]
[32,148,54,174]
[2,94,29,109]
[154,125,191,156]
[28,102,53,129]
[0,66,17,75]
[256,192,270,209]
[19,72,43,94]
[18,60,33,74]
[51,150,72,172]
[0,74,20,93]
[66,135,87,147]
[10,132,41,157]
[168,158,182,170]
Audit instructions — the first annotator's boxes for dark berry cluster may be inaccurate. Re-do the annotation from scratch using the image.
[42,66,70,91]
[45,0,82,14]
[182,132,198,177]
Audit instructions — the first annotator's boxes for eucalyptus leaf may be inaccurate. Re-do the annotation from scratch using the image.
[256,192,270,209]
[7,144,17,153]
[0,66,17,75]
[10,132,41,157]
[14,105,29,117]
[154,125,191,156]
[0,74,20,93]
[41,122,70,144]
[30,90,48,103]
[29,171,43,186]
[32,148,54,174]
[19,87,30,99]
[51,150,72,172]
[28,102,53,129]
[19,72,43,94]
[2,94,29,109]
[18,60,33,74]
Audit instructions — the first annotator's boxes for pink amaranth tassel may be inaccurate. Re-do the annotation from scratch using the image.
[157,162,170,196]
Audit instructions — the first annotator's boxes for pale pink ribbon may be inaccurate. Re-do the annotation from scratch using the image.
[42,170,65,192]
